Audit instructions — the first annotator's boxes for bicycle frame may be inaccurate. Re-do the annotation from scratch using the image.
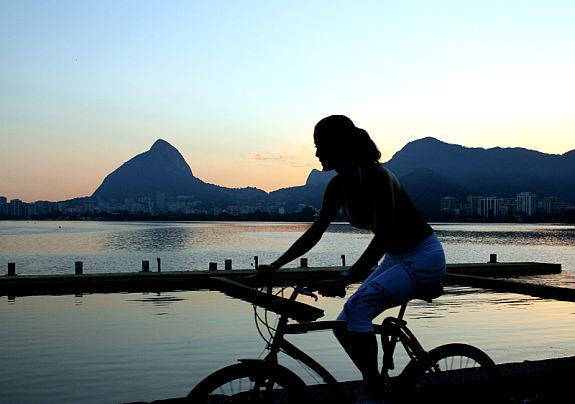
[378,308,430,377]
[257,286,340,385]
[191,281,502,403]
[255,285,433,385]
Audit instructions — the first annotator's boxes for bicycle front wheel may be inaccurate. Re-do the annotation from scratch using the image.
[188,361,307,403]
[400,343,503,403]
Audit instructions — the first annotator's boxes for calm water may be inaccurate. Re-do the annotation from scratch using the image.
[1,221,574,403]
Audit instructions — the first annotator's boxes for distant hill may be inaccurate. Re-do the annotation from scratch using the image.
[269,169,336,211]
[90,137,575,215]
[92,139,267,208]
[383,137,575,212]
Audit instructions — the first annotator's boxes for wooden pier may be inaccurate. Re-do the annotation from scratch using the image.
[1,260,572,302]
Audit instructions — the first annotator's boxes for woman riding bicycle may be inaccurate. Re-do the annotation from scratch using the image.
[259,115,446,403]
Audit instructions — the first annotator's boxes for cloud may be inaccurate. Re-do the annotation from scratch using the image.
[247,153,314,168]
[248,153,284,161]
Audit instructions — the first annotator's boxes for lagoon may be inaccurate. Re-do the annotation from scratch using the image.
[1,221,574,403]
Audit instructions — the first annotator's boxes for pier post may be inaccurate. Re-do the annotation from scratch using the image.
[157,258,161,272]
[209,262,218,271]
[341,254,346,267]
[254,256,259,269]
[7,263,16,276]
[490,254,498,263]
[142,260,150,272]
[225,259,232,271]
[300,258,308,268]
[75,261,83,275]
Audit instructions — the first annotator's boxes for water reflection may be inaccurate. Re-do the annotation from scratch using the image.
[438,230,574,246]
[101,226,194,251]
[2,286,574,404]
[126,292,187,316]
[97,222,312,252]
[2,221,574,279]
[127,293,186,306]
[435,224,575,247]
[407,286,542,321]
[327,223,575,246]
[326,223,370,234]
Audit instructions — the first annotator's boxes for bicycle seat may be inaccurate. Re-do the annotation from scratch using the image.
[412,283,443,303]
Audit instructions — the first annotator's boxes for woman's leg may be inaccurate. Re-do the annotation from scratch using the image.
[335,261,414,397]
[334,234,446,398]
[334,328,380,396]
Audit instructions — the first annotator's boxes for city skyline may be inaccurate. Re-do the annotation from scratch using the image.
[2,1,575,202]
[2,189,573,221]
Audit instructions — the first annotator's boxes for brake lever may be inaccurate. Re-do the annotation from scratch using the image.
[297,286,318,301]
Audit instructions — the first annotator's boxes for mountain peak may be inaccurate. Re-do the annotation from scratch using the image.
[413,136,443,144]
[150,139,178,153]
[404,137,456,150]
[305,169,336,186]
[92,139,198,201]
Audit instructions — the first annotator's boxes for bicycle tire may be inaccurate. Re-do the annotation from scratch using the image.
[187,361,307,403]
[399,343,503,403]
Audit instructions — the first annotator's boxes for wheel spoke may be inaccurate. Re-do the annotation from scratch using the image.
[400,343,501,402]
[189,362,306,402]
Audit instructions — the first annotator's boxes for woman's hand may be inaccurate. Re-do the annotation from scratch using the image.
[255,263,278,280]
[256,263,277,273]
[316,279,347,298]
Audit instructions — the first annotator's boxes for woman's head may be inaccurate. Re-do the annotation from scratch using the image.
[313,115,381,171]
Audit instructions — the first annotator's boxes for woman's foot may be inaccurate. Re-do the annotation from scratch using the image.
[356,391,385,404]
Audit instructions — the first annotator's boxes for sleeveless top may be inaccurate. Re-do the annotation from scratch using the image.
[341,165,433,255]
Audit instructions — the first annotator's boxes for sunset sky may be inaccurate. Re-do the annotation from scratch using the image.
[1,1,574,202]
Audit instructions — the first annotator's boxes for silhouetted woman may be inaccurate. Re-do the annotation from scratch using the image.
[259,115,446,403]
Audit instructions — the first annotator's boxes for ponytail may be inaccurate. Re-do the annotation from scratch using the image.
[354,128,381,165]
[314,115,381,165]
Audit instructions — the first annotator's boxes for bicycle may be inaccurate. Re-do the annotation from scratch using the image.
[188,275,502,403]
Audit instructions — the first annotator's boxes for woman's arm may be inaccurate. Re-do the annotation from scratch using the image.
[267,177,343,270]
[341,167,398,283]
[320,232,387,296]
[341,234,386,283]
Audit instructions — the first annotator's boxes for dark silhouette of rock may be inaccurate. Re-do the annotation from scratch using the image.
[385,137,575,211]
[93,139,200,201]
[89,137,574,214]
[92,139,267,208]
[269,169,336,211]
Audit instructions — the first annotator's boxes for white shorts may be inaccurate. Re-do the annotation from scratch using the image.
[337,233,445,332]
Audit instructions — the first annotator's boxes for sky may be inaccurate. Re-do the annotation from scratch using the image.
[1,1,574,202]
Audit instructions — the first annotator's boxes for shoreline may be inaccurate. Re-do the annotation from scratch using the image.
[125,355,575,404]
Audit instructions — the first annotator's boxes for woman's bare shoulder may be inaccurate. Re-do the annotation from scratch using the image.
[368,164,396,181]
[325,173,342,187]
[369,164,402,193]
[373,163,393,174]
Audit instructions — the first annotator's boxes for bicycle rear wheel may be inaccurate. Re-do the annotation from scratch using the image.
[399,343,503,403]
[188,361,307,403]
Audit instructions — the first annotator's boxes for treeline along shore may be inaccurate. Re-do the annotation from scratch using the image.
[2,207,575,223]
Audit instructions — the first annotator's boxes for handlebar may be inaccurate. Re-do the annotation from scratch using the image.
[209,276,325,323]
[250,267,348,299]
